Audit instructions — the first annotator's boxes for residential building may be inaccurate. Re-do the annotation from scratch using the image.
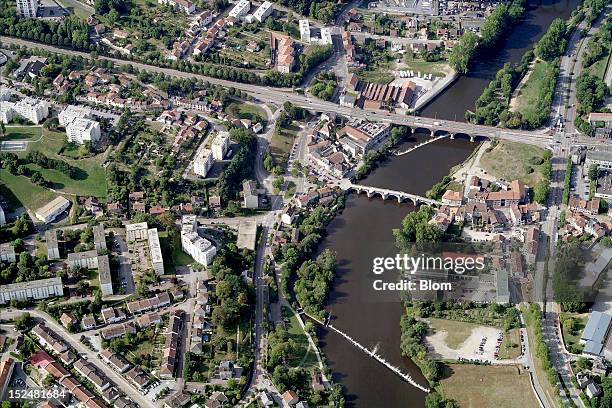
[34,196,71,223]
[0,205,5,226]
[126,222,148,241]
[194,148,214,177]
[586,149,612,170]
[337,121,391,157]
[93,224,106,252]
[148,228,164,275]
[253,1,273,22]
[0,358,15,398]
[98,255,113,296]
[243,180,259,209]
[271,33,295,73]
[211,133,229,160]
[3,97,49,124]
[67,250,99,269]
[0,277,63,304]
[181,215,217,266]
[228,0,250,19]
[16,0,38,17]
[45,230,60,259]
[66,118,101,145]
[441,190,462,206]
[100,307,126,325]
[58,105,93,127]
[299,19,311,42]
[0,243,16,263]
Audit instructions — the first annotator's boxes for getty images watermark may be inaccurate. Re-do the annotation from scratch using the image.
[371,252,486,292]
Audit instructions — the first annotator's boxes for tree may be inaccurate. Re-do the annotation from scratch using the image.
[448,31,478,74]
[535,18,567,61]
[14,312,33,331]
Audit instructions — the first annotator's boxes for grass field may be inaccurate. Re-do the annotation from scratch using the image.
[561,312,588,353]
[286,309,318,369]
[226,102,268,123]
[13,129,108,198]
[440,364,540,408]
[514,60,556,120]
[0,172,60,211]
[401,57,451,77]
[428,318,479,349]
[479,140,547,187]
[498,328,521,359]
[270,123,300,169]
[2,126,42,141]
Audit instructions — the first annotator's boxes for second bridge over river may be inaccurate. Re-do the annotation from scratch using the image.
[339,180,440,206]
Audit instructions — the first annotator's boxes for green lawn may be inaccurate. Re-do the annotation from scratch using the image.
[0,172,60,211]
[515,60,556,120]
[479,140,547,187]
[440,364,540,408]
[270,123,299,169]
[402,57,450,77]
[357,64,395,84]
[561,312,588,354]
[13,129,108,198]
[286,310,318,369]
[2,126,42,141]
[226,102,268,123]
[498,328,521,359]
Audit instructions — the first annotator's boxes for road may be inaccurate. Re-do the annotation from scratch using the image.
[0,36,555,146]
[0,309,154,407]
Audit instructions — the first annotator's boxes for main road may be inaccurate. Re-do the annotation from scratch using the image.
[1,36,554,146]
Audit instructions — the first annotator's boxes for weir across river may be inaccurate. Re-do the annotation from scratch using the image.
[303,312,431,393]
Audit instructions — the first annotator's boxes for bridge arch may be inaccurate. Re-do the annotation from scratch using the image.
[472,135,489,142]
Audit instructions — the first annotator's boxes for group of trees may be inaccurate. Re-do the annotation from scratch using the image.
[449,0,526,73]
[275,0,338,23]
[354,126,410,180]
[533,150,552,204]
[534,18,568,61]
[574,73,609,136]
[25,151,81,179]
[394,206,441,248]
[293,249,336,318]
[309,72,337,101]
[400,314,441,383]
[552,242,590,308]
[0,1,90,50]
[0,152,51,188]
[0,248,52,285]
[216,127,256,205]
[0,214,33,242]
[208,242,254,330]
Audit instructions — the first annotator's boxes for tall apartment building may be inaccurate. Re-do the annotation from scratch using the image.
[126,222,149,241]
[253,1,273,22]
[0,277,63,304]
[58,105,93,127]
[45,230,60,260]
[147,228,164,275]
[66,118,101,145]
[98,255,113,296]
[180,215,217,266]
[2,97,49,124]
[67,250,99,269]
[16,0,38,18]
[211,133,229,160]
[193,149,213,177]
[228,0,250,19]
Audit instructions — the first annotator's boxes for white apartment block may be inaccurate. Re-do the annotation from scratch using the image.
[211,133,229,160]
[66,118,101,145]
[1,98,49,124]
[58,105,93,127]
[0,205,5,226]
[181,215,217,266]
[0,102,13,123]
[299,19,311,42]
[67,250,99,269]
[16,0,38,18]
[319,27,333,45]
[0,277,63,304]
[253,1,273,22]
[194,148,213,177]
[228,0,251,19]
[0,244,16,263]
[126,222,149,241]
[98,255,113,296]
[148,228,164,275]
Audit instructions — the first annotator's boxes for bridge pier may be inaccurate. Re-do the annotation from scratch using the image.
[430,129,435,137]
[366,191,373,198]
[470,135,475,142]
[450,133,455,140]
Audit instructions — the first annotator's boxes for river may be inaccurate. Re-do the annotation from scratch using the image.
[317,0,580,406]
